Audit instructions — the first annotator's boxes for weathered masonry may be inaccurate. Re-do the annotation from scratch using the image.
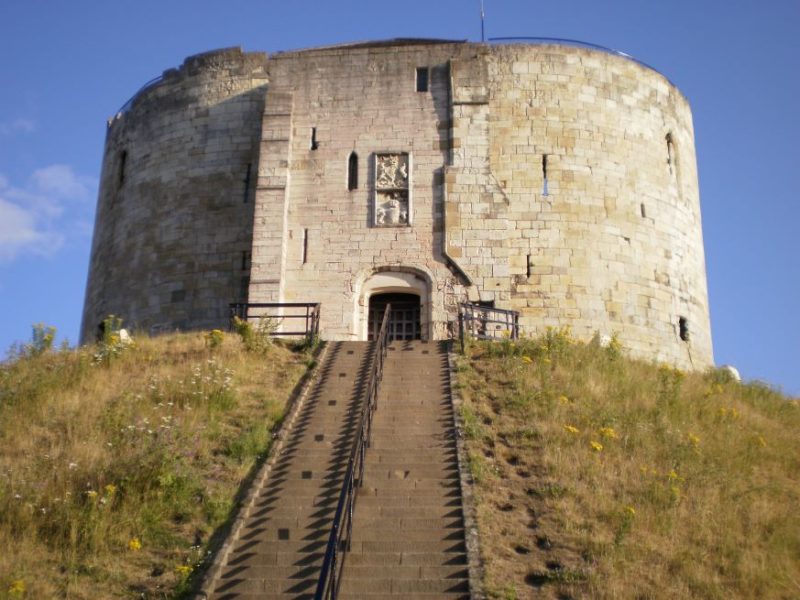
[82,39,714,369]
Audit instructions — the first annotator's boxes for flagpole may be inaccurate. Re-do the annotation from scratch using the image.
[480,0,485,42]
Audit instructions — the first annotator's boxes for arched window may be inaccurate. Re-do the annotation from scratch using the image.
[347,151,358,190]
[665,133,675,175]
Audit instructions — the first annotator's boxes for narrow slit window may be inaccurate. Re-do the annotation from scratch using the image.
[640,203,647,218]
[117,150,127,189]
[666,133,675,174]
[302,228,308,264]
[347,152,358,190]
[416,67,429,92]
[526,255,532,278]
[243,163,252,203]
[310,127,318,151]
[679,317,690,342]
[240,251,251,271]
[542,154,549,197]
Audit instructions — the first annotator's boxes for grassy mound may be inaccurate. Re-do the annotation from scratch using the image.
[0,331,309,599]
[456,332,800,599]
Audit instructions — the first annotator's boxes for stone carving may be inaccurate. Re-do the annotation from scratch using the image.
[375,153,410,227]
[376,192,408,225]
[376,154,408,188]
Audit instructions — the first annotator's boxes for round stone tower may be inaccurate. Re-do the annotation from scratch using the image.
[81,48,268,340]
[82,40,713,370]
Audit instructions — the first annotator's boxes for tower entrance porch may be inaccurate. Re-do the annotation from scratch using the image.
[356,268,432,341]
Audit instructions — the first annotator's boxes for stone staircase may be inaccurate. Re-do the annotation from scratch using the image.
[202,341,373,599]
[340,340,470,598]
[200,339,471,599]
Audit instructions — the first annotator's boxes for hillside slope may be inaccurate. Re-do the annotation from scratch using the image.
[455,332,799,599]
[0,330,309,599]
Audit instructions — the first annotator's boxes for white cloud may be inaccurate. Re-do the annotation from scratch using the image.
[31,164,94,201]
[0,118,37,135]
[0,165,96,263]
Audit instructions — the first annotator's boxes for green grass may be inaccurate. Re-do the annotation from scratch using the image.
[457,331,800,599]
[0,330,308,599]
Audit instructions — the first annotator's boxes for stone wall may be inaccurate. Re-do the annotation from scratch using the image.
[81,48,268,341]
[249,42,472,340]
[444,44,712,368]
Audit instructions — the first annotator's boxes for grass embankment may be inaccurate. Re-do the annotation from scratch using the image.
[0,330,309,599]
[456,332,800,599]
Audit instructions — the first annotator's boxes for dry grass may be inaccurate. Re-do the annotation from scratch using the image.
[0,330,309,598]
[455,331,800,600]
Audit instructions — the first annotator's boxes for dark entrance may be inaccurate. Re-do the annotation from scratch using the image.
[368,293,421,341]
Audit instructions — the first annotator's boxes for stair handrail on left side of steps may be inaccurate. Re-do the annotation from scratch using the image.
[315,304,391,600]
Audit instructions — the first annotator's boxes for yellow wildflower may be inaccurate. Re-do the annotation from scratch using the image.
[543,357,551,364]
[563,424,580,434]
[599,427,617,439]
[668,469,681,482]
[128,537,142,551]
[558,395,570,404]
[521,355,533,364]
[8,579,25,595]
[625,506,636,516]
[175,565,192,577]
[688,433,700,447]
[590,440,603,452]
[86,490,98,499]
[757,435,767,448]
[104,484,117,495]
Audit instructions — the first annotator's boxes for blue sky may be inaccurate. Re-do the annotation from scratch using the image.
[0,0,797,395]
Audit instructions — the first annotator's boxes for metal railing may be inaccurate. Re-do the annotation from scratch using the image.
[487,36,673,86]
[228,302,320,341]
[459,302,520,351]
[314,304,391,600]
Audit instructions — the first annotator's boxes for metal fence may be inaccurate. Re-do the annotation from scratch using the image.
[228,302,320,341]
[458,302,520,351]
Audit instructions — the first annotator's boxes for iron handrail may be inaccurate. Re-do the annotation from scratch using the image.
[459,302,520,352]
[229,302,320,341]
[314,304,391,600]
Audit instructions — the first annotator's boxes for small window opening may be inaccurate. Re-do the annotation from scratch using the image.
[666,133,675,174]
[310,127,318,151]
[416,67,429,92]
[240,276,250,301]
[526,254,532,278]
[302,228,309,264]
[640,203,647,218]
[243,163,252,203]
[347,152,358,190]
[542,154,549,197]
[117,150,127,189]
[240,251,251,271]
[678,316,690,342]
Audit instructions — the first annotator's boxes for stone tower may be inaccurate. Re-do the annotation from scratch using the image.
[82,39,713,369]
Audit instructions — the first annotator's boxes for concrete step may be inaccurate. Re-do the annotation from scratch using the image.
[349,540,466,554]
[346,550,468,566]
[338,577,469,594]
[349,517,464,531]
[342,565,468,580]
[350,529,465,543]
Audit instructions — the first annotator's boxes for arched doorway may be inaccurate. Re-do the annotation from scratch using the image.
[369,292,421,341]
[356,268,431,341]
